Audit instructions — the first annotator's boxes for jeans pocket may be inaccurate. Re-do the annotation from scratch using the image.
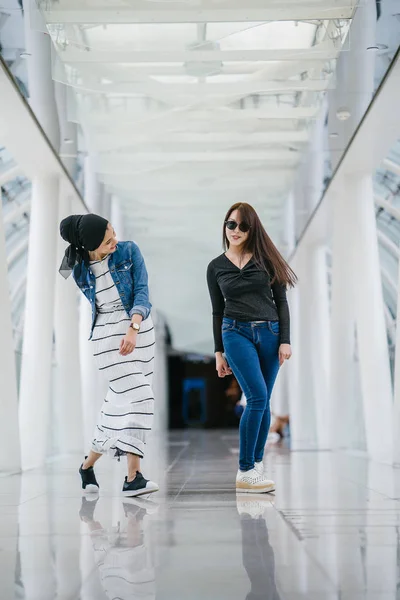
[222,321,234,333]
[268,321,280,336]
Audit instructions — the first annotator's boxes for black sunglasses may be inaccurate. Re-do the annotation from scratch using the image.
[225,219,251,233]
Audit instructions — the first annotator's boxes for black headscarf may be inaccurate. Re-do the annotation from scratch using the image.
[59,213,109,279]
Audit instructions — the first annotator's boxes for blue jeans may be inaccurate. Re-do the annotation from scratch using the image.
[222,318,281,472]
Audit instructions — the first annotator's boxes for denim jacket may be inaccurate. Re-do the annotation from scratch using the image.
[73,241,152,339]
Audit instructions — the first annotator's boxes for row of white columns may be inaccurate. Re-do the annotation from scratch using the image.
[286,186,395,455]
[0,2,125,471]
[282,0,397,464]
[0,188,21,472]
[0,166,126,471]
[287,171,394,463]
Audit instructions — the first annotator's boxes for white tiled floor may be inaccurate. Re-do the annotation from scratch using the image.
[2,430,400,599]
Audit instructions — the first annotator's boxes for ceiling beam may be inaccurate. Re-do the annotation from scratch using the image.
[100,163,294,176]
[61,46,339,64]
[375,195,400,222]
[96,150,300,170]
[104,173,292,189]
[103,180,291,190]
[381,158,400,177]
[60,63,306,76]
[0,163,22,186]
[118,200,285,210]
[92,130,310,150]
[63,79,329,96]
[43,1,356,24]
[85,107,319,128]
[100,166,293,187]
[108,182,291,192]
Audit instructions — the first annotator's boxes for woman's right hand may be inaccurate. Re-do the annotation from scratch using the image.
[216,353,232,378]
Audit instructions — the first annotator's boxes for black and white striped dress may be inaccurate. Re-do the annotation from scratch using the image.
[90,255,155,458]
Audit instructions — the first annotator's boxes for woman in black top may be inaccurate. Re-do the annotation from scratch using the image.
[207,203,297,494]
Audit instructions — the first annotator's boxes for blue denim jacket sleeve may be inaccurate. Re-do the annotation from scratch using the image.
[129,242,152,320]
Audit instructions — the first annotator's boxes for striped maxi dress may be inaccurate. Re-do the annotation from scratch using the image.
[89,255,155,459]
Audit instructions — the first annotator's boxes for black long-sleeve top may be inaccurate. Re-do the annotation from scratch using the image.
[206,253,290,353]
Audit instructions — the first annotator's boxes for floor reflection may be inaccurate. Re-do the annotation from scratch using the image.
[79,495,158,600]
[7,431,400,599]
[236,496,281,600]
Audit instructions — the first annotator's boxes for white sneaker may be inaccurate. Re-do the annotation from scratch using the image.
[236,495,273,518]
[254,461,276,491]
[254,461,264,476]
[236,468,275,494]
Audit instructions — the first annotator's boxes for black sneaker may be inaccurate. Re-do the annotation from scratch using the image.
[122,502,147,522]
[122,471,159,497]
[79,496,99,522]
[123,496,159,518]
[79,458,100,493]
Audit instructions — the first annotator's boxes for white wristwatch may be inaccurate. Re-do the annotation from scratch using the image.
[130,322,140,332]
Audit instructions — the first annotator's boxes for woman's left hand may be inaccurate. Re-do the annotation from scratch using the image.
[279,344,292,366]
[120,328,137,356]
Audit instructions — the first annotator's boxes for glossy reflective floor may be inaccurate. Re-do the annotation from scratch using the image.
[2,430,400,599]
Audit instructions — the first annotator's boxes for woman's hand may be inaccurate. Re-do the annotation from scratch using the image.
[119,328,137,356]
[216,353,232,378]
[279,343,292,366]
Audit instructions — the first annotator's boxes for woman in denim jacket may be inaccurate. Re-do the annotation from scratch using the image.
[59,213,159,498]
[207,203,297,494]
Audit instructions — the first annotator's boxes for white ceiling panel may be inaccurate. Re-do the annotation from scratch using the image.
[36,0,356,352]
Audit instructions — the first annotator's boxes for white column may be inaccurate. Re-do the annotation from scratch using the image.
[84,155,103,215]
[327,0,377,455]
[54,184,84,454]
[304,106,326,213]
[290,198,330,449]
[79,294,105,448]
[54,76,83,454]
[111,195,126,240]
[329,183,362,450]
[290,247,317,448]
[19,0,61,469]
[0,191,21,472]
[347,173,393,463]
[19,176,59,469]
[96,182,107,219]
[287,254,301,443]
[79,154,108,449]
[101,188,112,221]
[274,191,296,419]
[283,191,296,258]
[308,244,330,448]
[54,81,78,179]
[270,369,287,419]
[83,155,111,221]
[291,103,330,449]
[145,310,168,493]
[393,256,400,465]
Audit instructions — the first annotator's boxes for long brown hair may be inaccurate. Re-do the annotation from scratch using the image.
[223,202,297,288]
